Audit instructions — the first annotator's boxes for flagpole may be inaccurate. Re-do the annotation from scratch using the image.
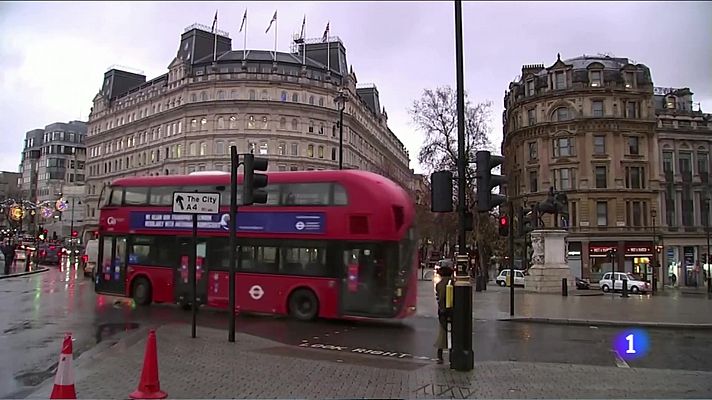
[213,15,218,62]
[327,37,330,72]
[302,16,306,65]
[243,12,247,60]
[274,13,277,62]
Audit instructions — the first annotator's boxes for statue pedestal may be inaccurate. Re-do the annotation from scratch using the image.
[525,229,574,293]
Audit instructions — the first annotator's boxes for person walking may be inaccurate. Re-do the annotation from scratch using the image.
[434,266,453,364]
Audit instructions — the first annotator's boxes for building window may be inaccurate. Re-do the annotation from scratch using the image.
[553,107,571,122]
[261,90,269,100]
[527,80,535,96]
[291,119,298,130]
[191,93,197,102]
[261,116,268,129]
[625,166,645,189]
[554,168,575,190]
[666,96,676,110]
[553,137,574,157]
[331,148,337,161]
[216,141,225,155]
[200,142,207,156]
[679,152,692,174]
[307,144,314,157]
[292,93,299,102]
[527,109,536,125]
[625,201,644,227]
[291,143,298,156]
[662,151,674,173]
[290,166,298,171]
[190,119,198,129]
[318,145,324,159]
[217,91,224,100]
[319,97,324,107]
[624,71,635,88]
[231,90,238,99]
[280,91,287,102]
[308,122,314,133]
[528,142,537,160]
[217,117,225,129]
[592,101,604,117]
[229,116,237,129]
[309,95,314,105]
[259,143,268,155]
[278,143,286,155]
[594,166,607,188]
[593,135,606,155]
[201,117,207,126]
[554,71,566,90]
[248,116,256,129]
[590,70,602,87]
[189,142,196,156]
[628,136,639,155]
[248,142,256,154]
[249,90,256,100]
[625,101,638,118]
[697,152,709,175]
[529,170,538,192]
[279,117,286,129]
[201,91,208,101]
[596,201,608,226]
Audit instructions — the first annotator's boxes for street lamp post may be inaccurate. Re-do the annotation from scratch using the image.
[706,192,711,292]
[651,208,657,292]
[334,89,348,170]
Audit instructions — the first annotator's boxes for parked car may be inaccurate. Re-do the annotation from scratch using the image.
[599,272,650,294]
[80,239,99,277]
[496,269,525,287]
[575,277,590,290]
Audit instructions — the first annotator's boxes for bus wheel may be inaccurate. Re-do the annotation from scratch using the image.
[132,277,152,306]
[288,289,319,321]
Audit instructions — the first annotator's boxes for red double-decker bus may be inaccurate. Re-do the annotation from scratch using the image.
[94,170,417,321]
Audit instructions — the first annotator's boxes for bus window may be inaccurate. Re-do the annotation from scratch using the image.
[124,187,149,205]
[333,183,348,205]
[281,246,327,276]
[281,183,330,205]
[128,236,178,267]
[149,186,178,206]
[109,187,123,206]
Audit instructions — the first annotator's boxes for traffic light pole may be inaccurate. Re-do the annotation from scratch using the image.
[228,146,238,343]
[509,201,515,316]
[450,0,474,372]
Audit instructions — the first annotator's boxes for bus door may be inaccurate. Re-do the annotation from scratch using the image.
[174,237,208,306]
[95,236,128,296]
[341,246,393,317]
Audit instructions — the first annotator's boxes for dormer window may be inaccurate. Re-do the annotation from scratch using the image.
[554,71,566,90]
[666,96,676,110]
[590,70,602,87]
[624,71,635,88]
[527,80,535,96]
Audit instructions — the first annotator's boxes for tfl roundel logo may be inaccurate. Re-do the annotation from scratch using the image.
[295,221,305,231]
[107,217,117,225]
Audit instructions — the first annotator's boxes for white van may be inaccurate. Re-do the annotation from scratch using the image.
[81,239,99,278]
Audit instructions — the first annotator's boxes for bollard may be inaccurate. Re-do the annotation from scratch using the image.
[25,253,30,272]
[562,278,568,296]
[622,278,629,297]
[475,275,483,292]
[708,277,711,294]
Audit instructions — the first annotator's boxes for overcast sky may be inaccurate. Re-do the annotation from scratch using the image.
[0,1,710,174]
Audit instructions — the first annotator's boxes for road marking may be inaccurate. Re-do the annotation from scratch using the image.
[612,350,630,368]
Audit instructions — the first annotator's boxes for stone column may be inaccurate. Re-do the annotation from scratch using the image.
[525,229,575,293]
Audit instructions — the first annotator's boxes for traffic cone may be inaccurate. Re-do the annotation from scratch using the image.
[50,333,76,399]
[129,330,167,399]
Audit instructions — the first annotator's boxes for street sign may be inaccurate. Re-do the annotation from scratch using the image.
[172,192,221,214]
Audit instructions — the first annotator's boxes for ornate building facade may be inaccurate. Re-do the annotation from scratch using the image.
[502,54,659,282]
[655,87,712,287]
[84,24,412,233]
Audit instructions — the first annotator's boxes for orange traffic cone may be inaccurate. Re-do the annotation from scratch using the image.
[50,333,77,399]
[129,330,167,399]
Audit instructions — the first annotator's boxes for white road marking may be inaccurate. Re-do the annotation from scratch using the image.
[612,350,630,368]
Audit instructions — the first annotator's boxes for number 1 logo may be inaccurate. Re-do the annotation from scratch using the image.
[625,334,636,354]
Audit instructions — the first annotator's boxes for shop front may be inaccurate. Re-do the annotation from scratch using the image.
[588,243,617,282]
[625,244,653,282]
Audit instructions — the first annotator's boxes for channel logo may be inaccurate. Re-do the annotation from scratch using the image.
[612,329,650,361]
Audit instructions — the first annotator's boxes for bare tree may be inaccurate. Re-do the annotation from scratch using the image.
[410,86,504,266]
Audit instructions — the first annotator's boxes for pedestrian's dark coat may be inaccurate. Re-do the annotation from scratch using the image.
[433,272,452,350]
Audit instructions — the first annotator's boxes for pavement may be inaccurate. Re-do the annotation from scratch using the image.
[27,324,712,399]
[417,277,712,328]
[1,259,49,279]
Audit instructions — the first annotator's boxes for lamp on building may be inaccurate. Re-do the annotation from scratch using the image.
[334,89,349,170]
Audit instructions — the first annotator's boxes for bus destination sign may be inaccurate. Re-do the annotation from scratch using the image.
[172,192,221,214]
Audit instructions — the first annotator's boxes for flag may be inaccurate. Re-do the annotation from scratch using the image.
[239,9,247,33]
[265,10,277,34]
[299,15,306,39]
[322,22,329,42]
[211,10,218,33]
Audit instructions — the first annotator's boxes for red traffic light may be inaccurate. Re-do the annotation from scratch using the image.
[71,231,78,237]
[498,215,509,236]
[499,216,508,226]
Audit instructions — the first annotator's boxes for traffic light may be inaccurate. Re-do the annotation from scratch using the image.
[71,230,78,238]
[517,205,537,237]
[475,150,507,212]
[498,215,509,237]
[431,171,453,213]
[243,153,269,205]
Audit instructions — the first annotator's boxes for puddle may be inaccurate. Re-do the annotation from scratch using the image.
[95,322,140,344]
[3,320,32,334]
[14,362,57,386]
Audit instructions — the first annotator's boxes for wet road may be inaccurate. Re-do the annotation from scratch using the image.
[2,264,712,398]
